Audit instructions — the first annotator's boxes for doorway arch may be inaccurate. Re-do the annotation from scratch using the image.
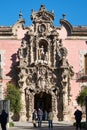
[34,92,52,113]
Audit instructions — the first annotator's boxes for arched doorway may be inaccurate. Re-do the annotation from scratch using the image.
[34,92,52,119]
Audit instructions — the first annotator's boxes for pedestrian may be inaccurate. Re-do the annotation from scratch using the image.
[0,109,8,130]
[48,109,54,129]
[74,108,82,130]
[44,110,48,121]
[37,108,43,127]
[32,109,37,127]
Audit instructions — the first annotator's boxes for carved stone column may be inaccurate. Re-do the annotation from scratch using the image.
[52,93,58,121]
[53,42,56,67]
[53,37,56,67]
[62,82,69,121]
[30,37,34,64]
[20,89,26,121]
[48,45,51,66]
[36,42,38,61]
[28,93,34,121]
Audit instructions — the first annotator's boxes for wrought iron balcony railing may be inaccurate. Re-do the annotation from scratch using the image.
[76,69,87,82]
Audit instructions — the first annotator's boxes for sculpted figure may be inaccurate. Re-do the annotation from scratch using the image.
[21,39,27,49]
[39,45,45,60]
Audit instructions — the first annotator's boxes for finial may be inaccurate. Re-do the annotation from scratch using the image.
[19,11,23,19]
[62,14,66,20]
[40,5,45,11]
[51,10,54,13]
[31,9,34,13]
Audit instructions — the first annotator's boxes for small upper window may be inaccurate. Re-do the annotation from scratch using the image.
[84,54,87,75]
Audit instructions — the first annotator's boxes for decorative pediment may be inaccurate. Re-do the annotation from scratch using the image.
[31,5,54,23]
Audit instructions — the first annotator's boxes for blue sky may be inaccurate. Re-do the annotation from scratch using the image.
[0,0,87,26]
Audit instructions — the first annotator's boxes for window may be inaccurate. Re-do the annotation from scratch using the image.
[0,54,1,62]
[84,54,87,75]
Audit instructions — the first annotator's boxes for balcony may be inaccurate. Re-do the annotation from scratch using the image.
[76,69,87,82]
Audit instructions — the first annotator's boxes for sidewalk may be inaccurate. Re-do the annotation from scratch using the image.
[13,120,73,127]
[7,121,77,130]
[3,120,85,130]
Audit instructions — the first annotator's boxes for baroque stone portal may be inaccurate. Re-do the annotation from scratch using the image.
[17,5,73,121]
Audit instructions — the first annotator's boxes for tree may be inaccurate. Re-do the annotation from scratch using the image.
[76,87,87,107]
[5,83,22,115]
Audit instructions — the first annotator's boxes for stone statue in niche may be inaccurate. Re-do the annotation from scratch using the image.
[18,48,23,59]
[56,39,68,66]
[21,39,27,49]
[18,68,27,88]
[18,46,28,64]
[62,57,68,67]
[39,45,45,60]
[44,52,48,61]
[59,47,68,66]
[38,45,48,61]
[41,66,47,75]
[19,69,26,79]
[40,77,46,90]
[26,69,33,84]
[26,75,32,85]
[37,66,47,90]
[58,39,67,58]
[47,71,56,89]
[62,69,68,83]
[38,24,46,33]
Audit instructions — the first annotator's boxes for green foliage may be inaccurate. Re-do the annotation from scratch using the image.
[9,122,14,127]
[73,122,86,129]
[76,87,87,106]
[5,83,22,114]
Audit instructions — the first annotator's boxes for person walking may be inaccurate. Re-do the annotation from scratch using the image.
[48,109,54,129]
[44,110,48,121]
[74,108,82,130]
[0,109,8,130]
[37,108,43,127]
[32,109,37,127]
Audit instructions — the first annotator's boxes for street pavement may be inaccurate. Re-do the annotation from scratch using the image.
[6,121,85,130]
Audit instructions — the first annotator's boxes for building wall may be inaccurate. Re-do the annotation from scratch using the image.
[63,39,87,116]
[0,40,21,98]
[0,6,87,121]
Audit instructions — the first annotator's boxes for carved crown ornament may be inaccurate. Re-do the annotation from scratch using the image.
[31,5,54,23]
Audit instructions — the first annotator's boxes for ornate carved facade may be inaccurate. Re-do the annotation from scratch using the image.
[17,5,73,121]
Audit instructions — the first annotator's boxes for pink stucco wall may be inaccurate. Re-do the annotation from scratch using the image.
[0,40,21,89]
[0,38,86,111]
[63,39,87,112]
